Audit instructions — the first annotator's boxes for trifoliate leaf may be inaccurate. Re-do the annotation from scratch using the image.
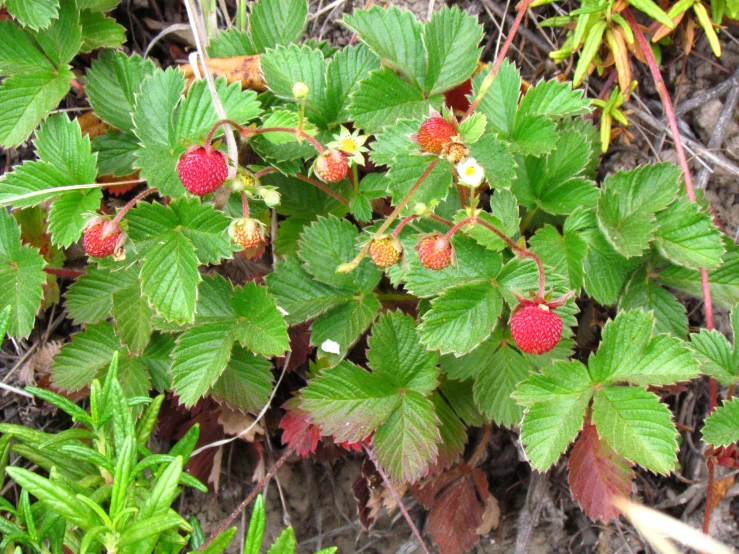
[518,79,591,118]
[592,386,677,474]
[473,61,520,138]
[51,322,122,391]
[65,266,136,324]
[653,197,724,270]
[458,113,486,144]
[86,51,156,131]
[423,6,483,96]
[0,210,45,338]
[619,266,688,338]
[386,153,454,209]
[249,0,308,54]
[701,398,739,446]
[325,44,382,126]
[311,294,381,365]
[79,10,126,53]
[140,332,175,392]
[689,329,737,385]
[344,5,426,89]
[231,282,290,357]
[509,114,557,156]
[369,119,419,167]
[431,392,467,471]
[207,28,256,57]
[92,130,140,176]
[348,68,442,134]
[473,342,529,427]
[515,360,593,471]
[587,309,653,384]
[112,280,152,354]
[210,347,273,412]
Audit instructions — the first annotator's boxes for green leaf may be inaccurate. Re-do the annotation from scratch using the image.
[140,232,200,324]
[512,128,598,214]
[35,0,80,68]
[208,28,256,57]
[592,386,677,474]
[653,198,724,270]
[0,305,11,339]
[581,221,641,304]
[629,0,676,28]
[588,310,654,384]
[210,347,273,412]
[702,398,739,446]
[344,5,426,89]
[0,67,73,148]
[171,321,236,408]
[619,266,688,338]
[0,210,45,338]
[79,10,126,53]
[348,68,442,134]
[51,322,121,391]
[298,216,381,293]
[267,527,296,554]
[310,294,380,365]
[419,282,503,356]
[260,44,327,125]
[249,0,308,54]
[473,343,529,426]
[430,392,466,470]
[439,376,487,426]
[367,310,439,394]
[423,6,483,96]
[458,113,486,144]
[372,391,441,483]
[0,20,53,75]
[65,266,136,324]
[386,153,454,209]
[5,0,59,29]
[510,114,558,157]
[48,188,101,247]
[92,130,140,176]
[467,133,516,189]
[140,332,175,392]
[250,109,318,163]
[324,44,381,126]
[113,280,152,354]
[232,282,289,357]
[515,360,593,471]
[117,514,189,547]
[462,192,519,252]
[689,329,738,385]
[86,51,156,131]
[529,224,587,290]
[473,61,520,138]
[244,494,266,554]
[518,79,591,118]
[369,119,418,167]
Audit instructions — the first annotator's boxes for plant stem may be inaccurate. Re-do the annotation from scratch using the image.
[205,120,326,154]
[468,425,492,468]
[351,162,360,193]
[205,118,248,145]
[392,215,418,237]
[254,167,278,179]
[295,174,349,206]
[429,214,454,227]
[362,445,431,554]
[198,430,306,552]
[463,0,535,121]
[241,191,250,219]
[448,216,546,299]
[624,8,718,536]
[112,188,158,224]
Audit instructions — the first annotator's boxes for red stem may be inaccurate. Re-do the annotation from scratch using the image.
[205,118,247,145]
[112,188,158,224]
[392,215,418,237]
[295,174,349,206]
[362,445,431,554]
[448,217,546,299]
[624,8,717,535]
[429,214,454,227]
[206,119,325,154]
[463,0,535,120]
[254,167,278,180]
[241,191,250,219]
[44,267,85,278]
[198,430,306,551]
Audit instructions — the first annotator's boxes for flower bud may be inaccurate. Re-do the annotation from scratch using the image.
[292,81,310,99]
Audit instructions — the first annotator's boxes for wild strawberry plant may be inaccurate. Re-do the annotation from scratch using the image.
[0,0,738,552]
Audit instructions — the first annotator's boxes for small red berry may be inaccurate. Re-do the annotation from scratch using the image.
[369,235,402,269]
[229,218,267,251]
[177,145,228,196]
[417,117,458,155]
[83,219,125,259]
[314,149,348,183]
[510,302,563,355]
[416,232,453,270]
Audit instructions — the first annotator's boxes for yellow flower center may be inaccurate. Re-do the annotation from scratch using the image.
[465,166,476,177]
[339,138,357,153]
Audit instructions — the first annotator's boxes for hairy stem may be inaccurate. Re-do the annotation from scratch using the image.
[392,215,418,237]
[205,119,325,154]
[624,8,717,536]
[254,167,278,180]
[241,191,250,219]
[112,188,158,224]
[468,425,492,468]
[205,118,248,145]
[295,174,349,206]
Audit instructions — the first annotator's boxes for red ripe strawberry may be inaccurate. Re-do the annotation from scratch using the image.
[369,235,402,269]
[417,117,457,155]
[314,149,348,183]
[177,145,228,196]
[229,218,267,250]
[83,218,125,259]
[510,301,563,355]
[416,232,453,270]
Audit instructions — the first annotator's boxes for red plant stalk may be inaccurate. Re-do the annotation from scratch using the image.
[205,119,325,153]
[241,191,250,219]
[623,8,717,536]
[112,187,158,224]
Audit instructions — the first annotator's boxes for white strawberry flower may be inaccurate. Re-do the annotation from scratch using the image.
[456,157,485,188]
[327,126,369,165]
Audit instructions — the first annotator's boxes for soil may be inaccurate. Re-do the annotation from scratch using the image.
[2,0,739,553]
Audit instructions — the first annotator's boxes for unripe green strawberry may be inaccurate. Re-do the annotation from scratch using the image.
[83,218,126,260]
[229,218,267,251]
[417,117,457,154]
[177,145,228,196]
[369,235,402,269]
[510,301,563,355]
[314,149,348,183]
[416,232,453,270]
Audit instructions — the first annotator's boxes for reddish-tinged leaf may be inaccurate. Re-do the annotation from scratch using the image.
[568,422,635,522]
[277,321,313,372]
[279,398,321,457]
[426,477,484,554]
[353,459,407,530]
